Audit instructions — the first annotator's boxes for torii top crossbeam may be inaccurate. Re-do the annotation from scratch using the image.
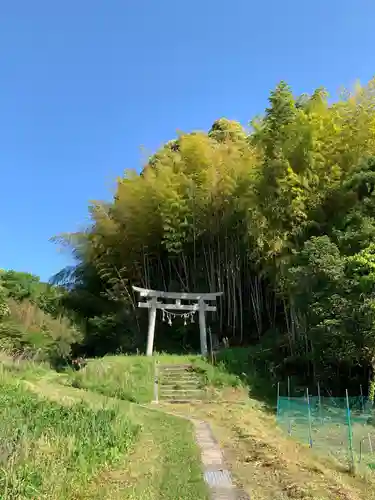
[133,287,222,300]
[132,286,223,356]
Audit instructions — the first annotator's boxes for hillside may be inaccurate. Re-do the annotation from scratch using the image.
[1,352,375,499]
[0,353,209,500]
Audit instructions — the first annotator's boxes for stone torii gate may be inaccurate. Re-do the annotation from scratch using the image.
[132,286,223,356]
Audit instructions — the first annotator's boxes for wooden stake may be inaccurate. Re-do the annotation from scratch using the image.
[369,433,373,453]
[346,389,355,473]
[208,326,214,364]
[153,360,159,403]
[317,381,323,422]
[306,388,313,448]
[276,382,280,417]
[199,298,208,356]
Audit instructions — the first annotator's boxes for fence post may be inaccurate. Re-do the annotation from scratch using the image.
[287,376,292,435]
[360,384,364,414]
[317,381,323,423]
[153,360,159,404]
[276,382,280,418]
[369,433,373,454]
[345,389,355,473]
[306,388,313,448]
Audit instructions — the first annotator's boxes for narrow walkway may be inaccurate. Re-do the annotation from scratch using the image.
[144,405,250,500]
[192,418,250,500]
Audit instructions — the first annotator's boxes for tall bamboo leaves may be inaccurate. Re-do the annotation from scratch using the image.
[60,78,375,385]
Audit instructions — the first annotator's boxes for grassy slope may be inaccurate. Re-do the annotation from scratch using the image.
[3,351,375,500]
[66,353,241,403]
[0,370,138,499]
[65,353,375,500]
[0,355,208,500]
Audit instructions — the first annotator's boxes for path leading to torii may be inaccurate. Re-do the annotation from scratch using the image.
[142,402,251,500]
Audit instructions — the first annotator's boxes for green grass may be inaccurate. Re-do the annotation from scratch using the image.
[24,379,209,500]
[192,356,243,388]
[0,350,253,499]
[65,354,155,402]
[63,353,243,404]
[0,369,139,499]
[4,348,375,500]
[0,350,52,381]
[118,405,209,500]
[0,354,209,499]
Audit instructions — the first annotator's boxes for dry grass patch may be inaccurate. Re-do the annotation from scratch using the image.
[162,396,375,500]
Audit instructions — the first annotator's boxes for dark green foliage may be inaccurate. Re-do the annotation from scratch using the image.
[0,269,67,317]
[0,270,41,301]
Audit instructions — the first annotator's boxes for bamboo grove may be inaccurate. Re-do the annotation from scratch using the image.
[57,78,375,394]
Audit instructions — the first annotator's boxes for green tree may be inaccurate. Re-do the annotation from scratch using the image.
[56,77,375,394]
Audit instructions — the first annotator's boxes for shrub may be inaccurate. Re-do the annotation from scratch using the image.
[0,299,81,364]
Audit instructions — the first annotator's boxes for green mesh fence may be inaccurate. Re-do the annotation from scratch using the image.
[277,391,375,470]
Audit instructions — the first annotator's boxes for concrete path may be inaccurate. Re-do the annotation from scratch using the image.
[192,418,250,500]
[143,405,250,500]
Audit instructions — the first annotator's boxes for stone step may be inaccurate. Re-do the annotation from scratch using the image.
[160,379,201,385]
[160,376,200,382]
[161,386,201,391]
[160,369,197,374]
[160,391,205,399]
[160,375,201,382]
[161,384,201,388]
[159,364,193,371]
[160,388,204,394]
[159,371,200,377]
[161,385,201,390]
[156,363,207,403]
[159,399,204,403]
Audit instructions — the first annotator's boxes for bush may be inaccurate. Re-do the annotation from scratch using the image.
[0,299,81,364]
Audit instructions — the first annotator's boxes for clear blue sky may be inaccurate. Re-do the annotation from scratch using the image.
[1,0,374,282]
